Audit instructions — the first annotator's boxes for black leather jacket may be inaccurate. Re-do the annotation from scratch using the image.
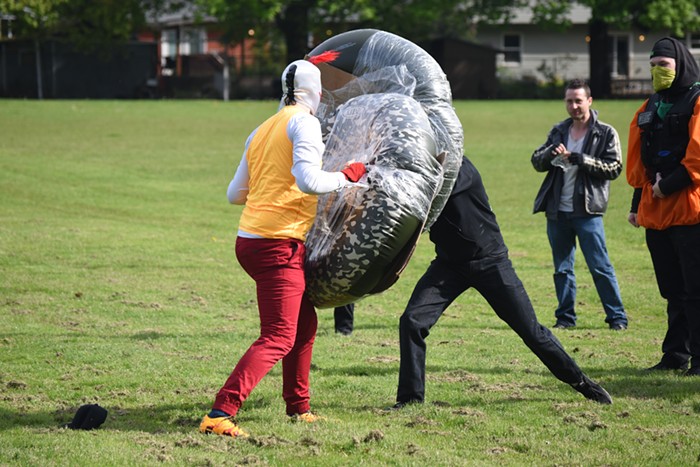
[531,109,622,218]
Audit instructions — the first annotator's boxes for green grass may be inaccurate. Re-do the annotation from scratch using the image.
[1,99,699,466]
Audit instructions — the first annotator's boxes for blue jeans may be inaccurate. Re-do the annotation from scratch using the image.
[547,214,627,327]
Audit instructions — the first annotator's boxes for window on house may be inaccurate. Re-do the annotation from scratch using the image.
[160,27,207,60]
[161,29,177,60]
[503,34,521,64]
[181,27,207,55]
[607,35,629,77]
[160,29,177,75]
[690,33,700,49]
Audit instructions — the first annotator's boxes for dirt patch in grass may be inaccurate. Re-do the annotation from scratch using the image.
[406,416,437,427]
[406,442,420,455]
[6,380,28,389]
[433,370,480,383]
[487,446,509,455]
[367,356,399,364]
[248,434,292,447]
[10,308,33,315]
[563,411,607,431]
[452,407,486,418]
[362,430,384,443]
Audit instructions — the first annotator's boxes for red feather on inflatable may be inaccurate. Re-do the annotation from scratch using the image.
[308,50,340,65]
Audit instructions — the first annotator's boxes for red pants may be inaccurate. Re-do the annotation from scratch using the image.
[213,237,318,417]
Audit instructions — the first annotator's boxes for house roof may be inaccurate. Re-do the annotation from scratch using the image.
[506,2,591,25]
[426,36,502,53]
[145,2,216,27]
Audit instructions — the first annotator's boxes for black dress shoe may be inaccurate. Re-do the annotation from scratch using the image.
[553,322,575,329]
[385,400,421,411]
[609,322,627,331]
[684,366,700,376]
[646,360,689,371]
[571,376,613,404]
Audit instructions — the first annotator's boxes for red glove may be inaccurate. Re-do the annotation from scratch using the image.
[341,162,366,182]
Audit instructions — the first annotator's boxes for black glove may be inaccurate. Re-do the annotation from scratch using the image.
[630,188,642,213]
[567,153,582,165]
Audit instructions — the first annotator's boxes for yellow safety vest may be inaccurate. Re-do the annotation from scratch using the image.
[239,106,319,241]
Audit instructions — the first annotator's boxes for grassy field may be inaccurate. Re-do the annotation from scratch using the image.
[1,98,698,466]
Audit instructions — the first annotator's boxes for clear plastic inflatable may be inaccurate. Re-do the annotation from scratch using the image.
[304,29,464,308]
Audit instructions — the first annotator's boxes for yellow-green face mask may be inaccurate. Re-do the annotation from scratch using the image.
[651,65,676,92]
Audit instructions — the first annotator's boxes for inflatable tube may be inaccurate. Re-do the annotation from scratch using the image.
[304,93,442,308]
[310,29,463,225]
[303,29,463,308]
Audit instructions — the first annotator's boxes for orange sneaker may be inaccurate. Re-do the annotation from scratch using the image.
[199,415,249,438]
[289,411,324,423]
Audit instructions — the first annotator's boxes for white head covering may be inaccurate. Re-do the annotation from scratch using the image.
[280,60,322,114]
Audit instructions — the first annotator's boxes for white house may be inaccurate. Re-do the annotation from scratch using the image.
[474,3,700,96]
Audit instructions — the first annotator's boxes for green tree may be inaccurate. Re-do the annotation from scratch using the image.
[0,0,174,41]
[99,0,698,101]
[315,0,700,97]
[196,0,281,46]
[0,0,175,98]
[57,0,165,55]
[323,0,525,44]
[196,0,527,69]
[0,0,67,98]
[196,0,325,65]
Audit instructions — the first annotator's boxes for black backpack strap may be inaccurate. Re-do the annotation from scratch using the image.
[638,94,661,129]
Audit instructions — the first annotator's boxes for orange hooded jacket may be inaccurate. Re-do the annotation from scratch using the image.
[627,98,700,230]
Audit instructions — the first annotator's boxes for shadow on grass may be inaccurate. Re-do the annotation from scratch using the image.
[0,396,281,434]
[314,362,700,404]
[1,367,697,434]
[0,402,216,434]
[315,364,398,377]
[587,365,700,401]
[446,365,700,406]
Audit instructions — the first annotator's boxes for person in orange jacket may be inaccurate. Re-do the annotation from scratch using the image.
[626,37,700,376]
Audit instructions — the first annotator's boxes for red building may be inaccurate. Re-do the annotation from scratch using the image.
[142,7,266,99]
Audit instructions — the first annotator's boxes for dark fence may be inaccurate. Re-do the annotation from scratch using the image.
[0,40,158,99]
[611,78,653,98]
[0,38,649,100]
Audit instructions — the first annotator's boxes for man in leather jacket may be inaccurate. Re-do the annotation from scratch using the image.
[627,37,700,376]
[392,155,613,409]
[531,79,628,330]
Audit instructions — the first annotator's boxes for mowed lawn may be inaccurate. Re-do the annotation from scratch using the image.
[1,98,698,466]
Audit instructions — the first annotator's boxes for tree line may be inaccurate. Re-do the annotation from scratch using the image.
[1,0,698,98]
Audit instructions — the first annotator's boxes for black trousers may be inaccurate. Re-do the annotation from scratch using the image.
[397,255,585,403]
[646,223,700,367]
[334,303,354,335]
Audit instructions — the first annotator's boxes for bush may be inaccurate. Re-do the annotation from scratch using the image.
[496,75,564,99]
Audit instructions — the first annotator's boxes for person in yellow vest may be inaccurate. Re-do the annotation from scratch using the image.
[199,59,366,438]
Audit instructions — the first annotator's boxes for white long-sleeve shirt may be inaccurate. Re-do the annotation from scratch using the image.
[227,109,347,205]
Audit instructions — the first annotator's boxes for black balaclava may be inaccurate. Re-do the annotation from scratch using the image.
[651,37,700,95]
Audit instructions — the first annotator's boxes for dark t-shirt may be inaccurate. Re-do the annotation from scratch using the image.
[429,156,508,262]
